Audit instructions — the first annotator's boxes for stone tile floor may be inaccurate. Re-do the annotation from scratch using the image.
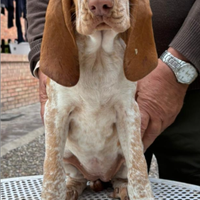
[1,103,43,146]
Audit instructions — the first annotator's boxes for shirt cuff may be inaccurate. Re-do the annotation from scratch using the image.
[33,61,40,78]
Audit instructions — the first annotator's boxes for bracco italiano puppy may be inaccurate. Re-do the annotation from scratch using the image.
[40,0,158,199]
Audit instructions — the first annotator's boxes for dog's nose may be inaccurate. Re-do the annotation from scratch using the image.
[88,0,114,16]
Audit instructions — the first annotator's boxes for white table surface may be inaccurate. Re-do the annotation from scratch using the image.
[1,175,200,200]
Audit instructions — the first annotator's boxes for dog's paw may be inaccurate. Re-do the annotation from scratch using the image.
[90,180,112,192]
[109,187,129,200]
[66,190,78,200]
[90,180,104,192]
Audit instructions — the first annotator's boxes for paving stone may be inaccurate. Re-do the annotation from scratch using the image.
[1,113,24,121]
[1,134,45,179]
[1,103,43,146]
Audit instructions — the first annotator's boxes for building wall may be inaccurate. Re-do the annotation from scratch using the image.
[1,4,38,112]
[1,54,39,112]
[1,2,26,42]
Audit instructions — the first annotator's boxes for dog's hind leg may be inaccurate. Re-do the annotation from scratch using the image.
[115,100,154,200]
[63,164,87,200]
[90,180,112,192]
[110,164,129,200]
[110,179,129,200]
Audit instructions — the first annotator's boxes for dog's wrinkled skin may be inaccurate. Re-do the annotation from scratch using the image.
[42,0,154,199]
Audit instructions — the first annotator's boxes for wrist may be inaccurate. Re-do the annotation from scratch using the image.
[156,60,189,91]
[168,47,189,62]
[160,49,198,85]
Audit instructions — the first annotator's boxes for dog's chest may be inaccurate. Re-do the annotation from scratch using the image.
[50,32,137,180]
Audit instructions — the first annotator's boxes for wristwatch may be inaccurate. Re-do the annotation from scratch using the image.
[160,51,198,84]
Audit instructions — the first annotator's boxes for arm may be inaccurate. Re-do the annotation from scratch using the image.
[27,0,49,75]
[137,0,200,151]
[169,0,200,72]
[27,0,49,122]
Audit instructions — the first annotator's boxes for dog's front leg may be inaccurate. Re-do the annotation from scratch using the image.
[116,100,154,200]
[42,98,70,200]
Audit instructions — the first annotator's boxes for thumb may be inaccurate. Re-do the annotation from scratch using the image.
[40,96,47,124]
[140,109,150,138]
[142,118,162,152]
[39,84,48,124]
[38,69,48,124]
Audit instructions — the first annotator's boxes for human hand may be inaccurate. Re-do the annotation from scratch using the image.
[38,68,48,124]
[136,59,188,152]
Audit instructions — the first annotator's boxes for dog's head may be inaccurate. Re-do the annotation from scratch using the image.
[40,0,157,87]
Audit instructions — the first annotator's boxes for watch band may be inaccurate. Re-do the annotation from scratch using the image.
[160,51,185,71]
[160,50,198,84]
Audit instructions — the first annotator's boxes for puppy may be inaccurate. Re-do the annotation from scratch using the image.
[40,0,158,199]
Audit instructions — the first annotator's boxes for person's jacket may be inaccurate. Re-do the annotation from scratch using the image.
[27,0,200,90]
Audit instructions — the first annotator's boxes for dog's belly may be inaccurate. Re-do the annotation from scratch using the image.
[63,104,125,181]
[63,154,125,181]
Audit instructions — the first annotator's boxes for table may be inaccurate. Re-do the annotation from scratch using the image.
[1,175,200,200]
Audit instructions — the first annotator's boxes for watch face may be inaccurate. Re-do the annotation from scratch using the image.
[177,64,197,84]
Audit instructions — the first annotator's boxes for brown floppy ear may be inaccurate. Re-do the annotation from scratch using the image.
[40,0,79,87]
[123,0,158,81]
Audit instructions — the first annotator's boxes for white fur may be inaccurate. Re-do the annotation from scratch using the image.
[42,31,154,200]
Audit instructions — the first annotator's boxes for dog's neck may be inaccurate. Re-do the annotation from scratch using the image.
[89,30,118,53]
[76,30,125,55]
[75,30,126,88]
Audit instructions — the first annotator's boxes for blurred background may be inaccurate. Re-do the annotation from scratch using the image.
[1,0,44,179]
